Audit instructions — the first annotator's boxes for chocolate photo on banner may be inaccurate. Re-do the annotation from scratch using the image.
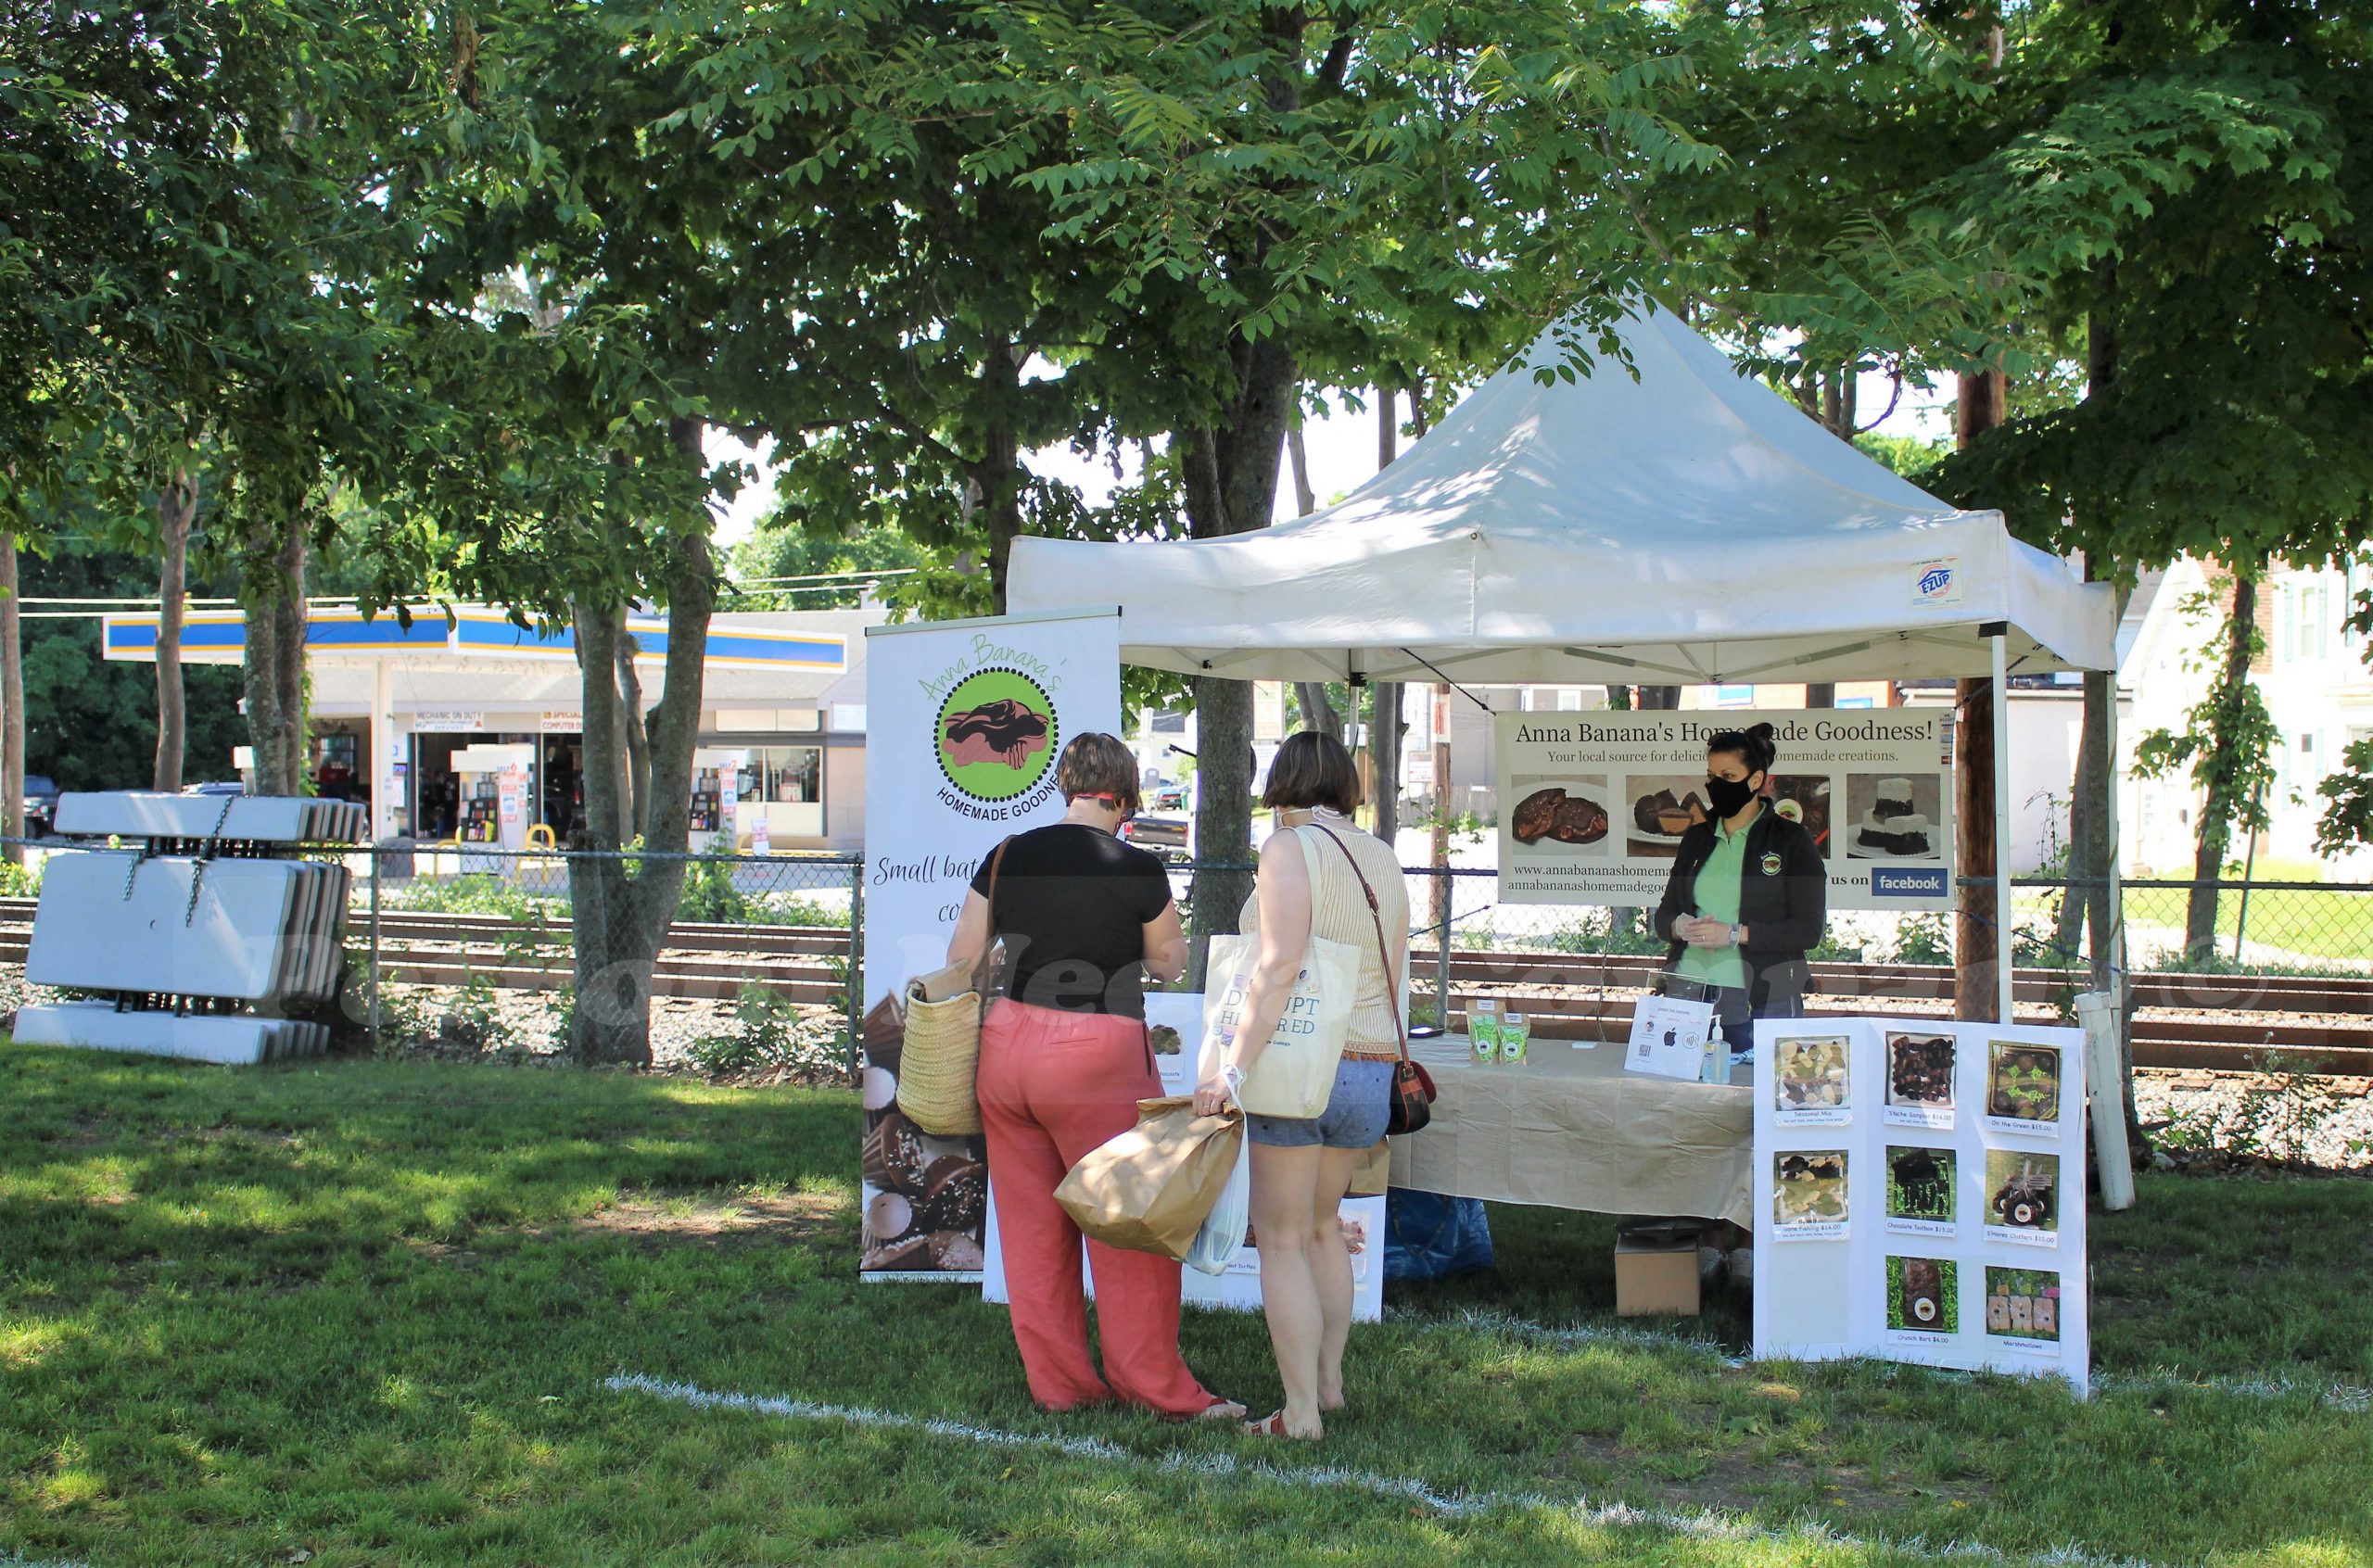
[1766,774,1834,859]
[1625,773,1710,859]
[859,992,991,1274]
[1985,1266,2062,1344]
[1844,772,1941,861]
[1884,1031,1957,1130]
[1986,1039,2063,1128]
[1885,1255,1959,1334]
[1507,774,1613,854]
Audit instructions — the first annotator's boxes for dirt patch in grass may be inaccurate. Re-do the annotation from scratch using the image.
[1555,1429,1994,1518]
[571,1189,849,1246]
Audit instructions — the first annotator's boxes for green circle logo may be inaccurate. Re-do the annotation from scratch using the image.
[936,668,1057,802]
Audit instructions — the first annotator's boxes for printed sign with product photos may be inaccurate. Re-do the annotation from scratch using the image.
[858,611,1123,1283]
[1753,1018,2089,1392]
[1494,708,1952,911]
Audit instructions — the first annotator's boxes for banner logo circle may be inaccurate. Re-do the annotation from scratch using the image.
[936,668,1058,802]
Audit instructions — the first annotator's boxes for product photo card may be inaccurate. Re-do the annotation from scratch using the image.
[1772,1149,1850,1242]
[1772,1033,1853,1127]
[1882,1030,1957,1131]
[1884,1144,1959,1239]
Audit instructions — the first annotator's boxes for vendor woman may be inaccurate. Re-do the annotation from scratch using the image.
[1651,722,1827,1056]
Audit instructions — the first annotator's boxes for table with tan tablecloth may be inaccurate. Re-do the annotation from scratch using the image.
[1386,1036,1754,1226]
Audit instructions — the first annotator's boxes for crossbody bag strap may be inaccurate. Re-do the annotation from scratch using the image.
[971,837,1012,995]
[1309,823,1407,1062]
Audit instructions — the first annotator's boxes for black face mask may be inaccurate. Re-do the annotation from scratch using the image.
[1706,771,1761,818]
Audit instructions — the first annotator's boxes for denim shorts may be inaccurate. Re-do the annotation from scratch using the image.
[1247,1056,1395,1148]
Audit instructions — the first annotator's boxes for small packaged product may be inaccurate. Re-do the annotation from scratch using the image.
[1499,1011,1531,1066]
[1467,997,1502,1065]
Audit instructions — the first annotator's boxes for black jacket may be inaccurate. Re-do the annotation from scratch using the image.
[1652,806,1828,1016]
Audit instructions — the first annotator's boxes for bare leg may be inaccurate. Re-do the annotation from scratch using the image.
[1310,1144,1364,1411]
[1249,1139,1326,1439]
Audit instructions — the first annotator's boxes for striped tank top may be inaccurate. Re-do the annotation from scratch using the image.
[1238,820,1409,1060]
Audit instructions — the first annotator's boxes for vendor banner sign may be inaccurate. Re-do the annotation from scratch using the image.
[1494,708,1952,912]
[859,611,1122,1281]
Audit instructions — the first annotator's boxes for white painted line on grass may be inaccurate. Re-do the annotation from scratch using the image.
[1413,1307,2373,1412]
[606,1372,2167,1568]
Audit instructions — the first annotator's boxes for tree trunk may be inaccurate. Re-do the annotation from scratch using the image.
[615,621,651,840]
[1370,681,1402,845]
[242,526,309,796]
[0,532,20,862]
[981,341,1025,613]
[154,469,197,792]
[1288,420,1317,516]
[2184,575,2257,960]
[1181,328,1298,984]
[1429,683,1452,953]
[571,416,717,1066]
[1954,367,2007,1021]
[1294,681,1341,740]
[2060,264,2119,959]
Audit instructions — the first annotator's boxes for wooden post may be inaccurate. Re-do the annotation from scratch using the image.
[1954,369,2007,1021]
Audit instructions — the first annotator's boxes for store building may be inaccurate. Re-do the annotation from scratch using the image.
[101,605,885,852]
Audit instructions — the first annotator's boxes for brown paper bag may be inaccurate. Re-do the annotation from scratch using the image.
[1055,1095,1245,1260]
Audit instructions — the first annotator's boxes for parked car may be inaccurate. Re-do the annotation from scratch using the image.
[21,774,57,836]
[1119,812,1190,862]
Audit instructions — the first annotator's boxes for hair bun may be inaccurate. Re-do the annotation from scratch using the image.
[1747,721,1776,741]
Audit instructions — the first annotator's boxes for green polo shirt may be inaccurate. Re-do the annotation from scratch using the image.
[1674,804,1760,993]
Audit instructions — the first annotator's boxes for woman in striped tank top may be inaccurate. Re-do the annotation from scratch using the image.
[1193,731,1408,1441]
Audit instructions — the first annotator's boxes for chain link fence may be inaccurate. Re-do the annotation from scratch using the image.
[5,838,2368,1074]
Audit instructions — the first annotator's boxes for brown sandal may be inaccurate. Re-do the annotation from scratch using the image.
[1242,1410,1320,1441]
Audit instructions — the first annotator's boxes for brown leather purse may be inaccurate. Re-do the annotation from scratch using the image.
[1311,825,1435,1135]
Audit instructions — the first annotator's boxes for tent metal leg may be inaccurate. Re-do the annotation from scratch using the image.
[1991,631,2014,1024]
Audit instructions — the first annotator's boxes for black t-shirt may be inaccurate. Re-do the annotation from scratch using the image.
[969,823,1173,1019]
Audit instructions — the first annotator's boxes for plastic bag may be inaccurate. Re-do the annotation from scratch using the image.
[1382,1189,1494,1282]
[1184,1114,1250,1275]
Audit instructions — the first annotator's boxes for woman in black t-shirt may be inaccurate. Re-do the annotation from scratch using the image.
[945,733,1240,1422]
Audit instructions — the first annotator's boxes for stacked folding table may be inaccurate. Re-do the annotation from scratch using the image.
[13,793,365,1064]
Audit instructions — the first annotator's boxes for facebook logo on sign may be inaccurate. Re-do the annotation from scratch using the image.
[1872,868,1948,898]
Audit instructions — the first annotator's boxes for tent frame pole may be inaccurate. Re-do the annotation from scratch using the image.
[1991,629,2014,1024]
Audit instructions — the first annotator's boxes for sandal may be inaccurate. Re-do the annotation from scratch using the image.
[1190,1397,1247,1423]
[1242,1410,1320,1441]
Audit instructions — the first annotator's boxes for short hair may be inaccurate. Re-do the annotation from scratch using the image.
[1058,732,1141,813]
[1707,721,1778,776]
[1263,729,1362,814]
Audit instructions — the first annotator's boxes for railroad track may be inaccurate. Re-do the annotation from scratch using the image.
[3,900,2364,1071]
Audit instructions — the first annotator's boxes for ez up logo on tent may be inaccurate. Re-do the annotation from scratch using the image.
[1913,558,1962,607]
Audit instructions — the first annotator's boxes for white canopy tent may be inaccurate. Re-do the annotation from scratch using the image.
[1008,297,2121,1025]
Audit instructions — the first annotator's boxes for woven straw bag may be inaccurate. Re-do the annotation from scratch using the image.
[895,839,1009,1136]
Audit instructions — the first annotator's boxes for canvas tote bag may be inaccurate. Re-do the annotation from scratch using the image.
[1055,1095,1247,1260]
[1197,828,1359,1119]
[895,839,1009,1135]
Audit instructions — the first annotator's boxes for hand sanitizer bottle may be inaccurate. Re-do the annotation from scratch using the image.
[1702,1019,1732,1084]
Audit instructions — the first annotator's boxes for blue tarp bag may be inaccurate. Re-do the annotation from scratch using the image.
[1382,1188,1494,1282]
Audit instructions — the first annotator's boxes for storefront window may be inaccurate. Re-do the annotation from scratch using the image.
[692,744,827,842]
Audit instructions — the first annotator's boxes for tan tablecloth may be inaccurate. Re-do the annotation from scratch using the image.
[1386,1036,1754,1226]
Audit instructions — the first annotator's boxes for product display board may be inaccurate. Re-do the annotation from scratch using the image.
[982,994,1387,1321]
[1495,708,1952,912]
[858,612,1123,1282]
[1754,1017,2089,1392]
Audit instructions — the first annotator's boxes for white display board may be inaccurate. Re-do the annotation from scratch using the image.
[1754,1017,2089,1393]
[983,993,1387,1321]
[1495,708,1953,911]
[859,612,1123,1282]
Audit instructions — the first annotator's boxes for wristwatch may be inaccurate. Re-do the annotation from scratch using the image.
[1727,924,1742,947]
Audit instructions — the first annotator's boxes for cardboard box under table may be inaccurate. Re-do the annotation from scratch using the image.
[1387,1036,1755,1228]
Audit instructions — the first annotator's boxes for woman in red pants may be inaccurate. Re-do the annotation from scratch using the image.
[945,733,1242,1422]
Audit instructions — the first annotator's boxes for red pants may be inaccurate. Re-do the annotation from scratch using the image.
[978,999,1214,1416]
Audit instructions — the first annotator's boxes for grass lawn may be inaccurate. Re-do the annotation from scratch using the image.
[3,1046,2369,1567]
[2104,865,2373,967]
